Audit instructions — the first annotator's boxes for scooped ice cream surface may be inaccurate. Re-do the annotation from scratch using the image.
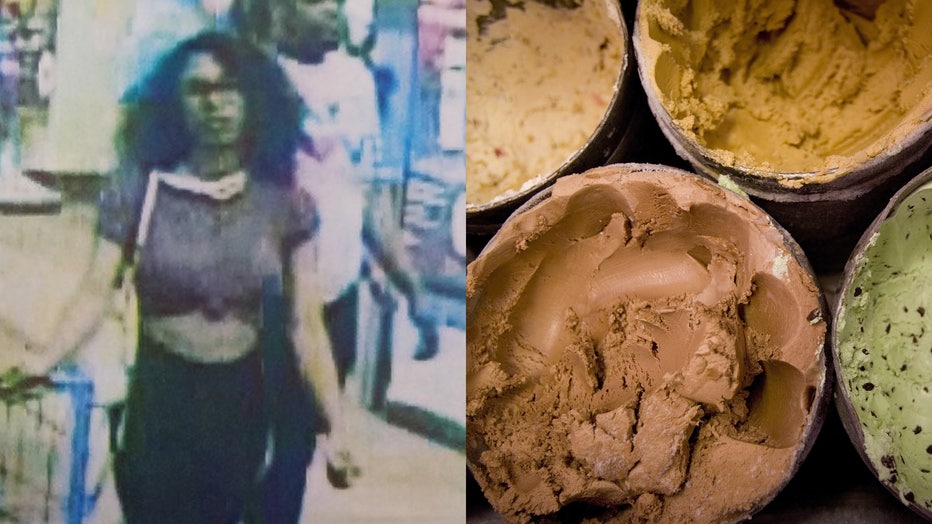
[467,165,828,522]
[835,180,932,515]
[637,0,932,185]
[466,0,625,206]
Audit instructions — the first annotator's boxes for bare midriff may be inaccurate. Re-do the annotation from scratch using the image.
[143,311,258,363]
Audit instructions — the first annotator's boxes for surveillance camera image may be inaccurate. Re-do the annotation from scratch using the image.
[0,1,465,522]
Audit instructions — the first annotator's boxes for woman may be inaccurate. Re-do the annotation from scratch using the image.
[37,31,353,523]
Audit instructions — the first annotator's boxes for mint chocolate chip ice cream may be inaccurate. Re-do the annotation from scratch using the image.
[834,175,932,519]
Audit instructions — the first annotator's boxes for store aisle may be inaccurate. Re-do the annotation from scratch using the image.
[299,295,465,523]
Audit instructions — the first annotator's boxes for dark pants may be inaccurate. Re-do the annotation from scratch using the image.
[245,362,317,524]
[324,283,358,389]
[244,276,321,524]
[114,337,266,524]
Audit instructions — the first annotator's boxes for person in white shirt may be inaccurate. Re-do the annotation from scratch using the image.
[273,0,382,386]
[248,1,377,522]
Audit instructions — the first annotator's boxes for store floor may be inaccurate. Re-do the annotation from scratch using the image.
[301,393,465,523]
[302,309,466,523]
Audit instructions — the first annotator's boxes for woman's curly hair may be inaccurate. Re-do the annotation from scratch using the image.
[119,31,302,186]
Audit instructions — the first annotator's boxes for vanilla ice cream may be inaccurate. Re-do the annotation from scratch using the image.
[467,164,828,522]
[466,0,625,206]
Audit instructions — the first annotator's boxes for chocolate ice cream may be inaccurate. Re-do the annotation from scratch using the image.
[467,164,829,522]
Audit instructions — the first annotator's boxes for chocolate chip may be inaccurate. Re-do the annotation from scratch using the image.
[854,287,862,297]
[927,445,932,454]
[902,364,908,372]
[886,324,891,334]
[919,307,926,317]
[863,383,875,391]
[906,492,916,503]
[882,455,896,469]
[915,426,923,434]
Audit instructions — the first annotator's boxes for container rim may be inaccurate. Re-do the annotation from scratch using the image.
[466,0,636,230]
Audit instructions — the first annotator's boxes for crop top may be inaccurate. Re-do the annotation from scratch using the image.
[98,169,318,325]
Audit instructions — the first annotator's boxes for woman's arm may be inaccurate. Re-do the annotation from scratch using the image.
[29,237,125,375]
[290,238,344,431]
[289,239,358,481]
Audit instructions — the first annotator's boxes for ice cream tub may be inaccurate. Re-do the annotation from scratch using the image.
[467,163,831,522]
[465,0,642,235]
[832,165,932,521]
[633,0,932,270]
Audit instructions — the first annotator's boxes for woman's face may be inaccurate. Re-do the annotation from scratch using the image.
[180,52,245,149]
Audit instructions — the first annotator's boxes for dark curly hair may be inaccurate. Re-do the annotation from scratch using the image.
[119,31,302,186]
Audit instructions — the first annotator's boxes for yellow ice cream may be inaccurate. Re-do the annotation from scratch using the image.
[638,0,932,186]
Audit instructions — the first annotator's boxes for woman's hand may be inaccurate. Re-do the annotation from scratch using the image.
[0,366,28,391]
[320,429,362,489]
[0,350,53,398]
